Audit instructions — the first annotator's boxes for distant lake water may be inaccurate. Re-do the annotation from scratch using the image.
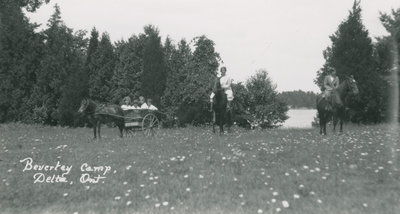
[281,109,317,129]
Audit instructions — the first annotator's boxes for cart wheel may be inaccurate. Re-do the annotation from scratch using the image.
[142,113,160,136]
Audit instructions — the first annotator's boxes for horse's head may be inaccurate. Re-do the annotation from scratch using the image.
[78,99,90,113]
[345,75,359,96]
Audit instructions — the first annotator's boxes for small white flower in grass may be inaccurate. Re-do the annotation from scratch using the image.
[276,208,281,212]
[233,177,237,181]
[363,203,368,207]
[285,172,290,176]
[388,161,393,164]
[114,196,121,200]
[299,184,304,188]
[142,170,147,174]
[257,209,263,213]
[271,198,276,203]
[126,201,132,206]
[184,174,189,178]
[155,203,161,208]
[294,194,300,199]
[126,165,132,170]
[125,193,129,197]
[153,181,158,185]
[163,201,169,206]
[317,199,322,203]
[85,186,90,190]
[73,212,78,214]
[63,193,68,197]
[186,188,191,192]
[239,194,243,198]
[241,202,246,206]
[310,191,315,195]
[273,191,278,196]
[303,165,309,169]
[222,156,226,160]
[322,176,327,180]
[282,200,289,208]
[123,181,128,185]
[315,167,321,172]
[199,174,204,179]
[127,189,131,193]
[140,184,145,187]
[171,206,175,210]
[264,182,268,186]
[378,166,384,170]
[145,195,150,199]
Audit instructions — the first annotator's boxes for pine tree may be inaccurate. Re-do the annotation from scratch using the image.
[161,39,192,112]
[141,25,166,106]
[0,1,45,122]
[182,36,220,105]
[30,4,85,125]
[109,35,145,104]
[88,32,115,102]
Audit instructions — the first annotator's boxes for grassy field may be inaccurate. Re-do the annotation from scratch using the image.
[1,123,399,214]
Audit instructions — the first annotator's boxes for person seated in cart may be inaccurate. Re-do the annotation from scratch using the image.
[121,96,133,110]
[139,96,149,109]
[132,99,140,109]
[147,99,158,111]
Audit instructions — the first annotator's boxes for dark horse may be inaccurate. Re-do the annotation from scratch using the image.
[78,99,125,139]
[316,75,359,135]
[212,79,232,133]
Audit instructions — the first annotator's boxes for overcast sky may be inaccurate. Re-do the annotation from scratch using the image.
[26,0,400,92]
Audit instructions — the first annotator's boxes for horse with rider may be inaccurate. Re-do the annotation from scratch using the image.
[210,66,233,133]
[317,67,359,135]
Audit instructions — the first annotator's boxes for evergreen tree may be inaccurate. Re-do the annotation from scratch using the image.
[89,32,115,102]
[109,35,145,104]
[315,0,384,123]
[161,39,192,112]
[83,27,99,97]
[141,25,166,106]
[0,0,44,121]
[182,36,220,104]
[29,4,85,125]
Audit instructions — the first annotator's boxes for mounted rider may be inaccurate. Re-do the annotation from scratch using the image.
[210,66,234,110]
[322,67,340,110]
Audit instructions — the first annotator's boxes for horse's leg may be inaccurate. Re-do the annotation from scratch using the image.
[93,125,97,139]
[212,111,216,133]
[323,113,327,135]
[97,121,101,139]
[339,118,343,133]
[332,114,337,132]
[319,112,325,135]
[319,112,323,135]
[120,120,125,138]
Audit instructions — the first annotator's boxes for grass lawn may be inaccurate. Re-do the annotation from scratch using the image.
[0,123,399,214]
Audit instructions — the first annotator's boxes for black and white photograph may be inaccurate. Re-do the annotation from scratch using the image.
[1,0,399,213]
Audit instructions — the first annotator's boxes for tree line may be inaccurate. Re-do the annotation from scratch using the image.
[0,1,288,128]
[314,0,400,123]
[278,91,318,109]
[2,0,399,127]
